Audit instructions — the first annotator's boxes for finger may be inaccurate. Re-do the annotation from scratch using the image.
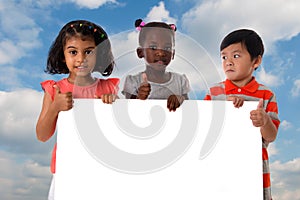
[101,94,107,103]
[257,99,264,109]
[53,84,61,94]
[141,72,148,83]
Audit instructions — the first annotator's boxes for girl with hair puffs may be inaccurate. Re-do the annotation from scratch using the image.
[122,19,190,111]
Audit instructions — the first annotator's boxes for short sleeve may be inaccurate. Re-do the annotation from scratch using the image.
[181,74,191,95]
[122,74,141,97]
[96,78,120,96]
[41,80,56,100]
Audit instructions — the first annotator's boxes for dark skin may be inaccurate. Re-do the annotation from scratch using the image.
[124,28,188,112]
[124,72,188,111]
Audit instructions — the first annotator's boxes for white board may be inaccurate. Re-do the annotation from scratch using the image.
[55,99,263,200]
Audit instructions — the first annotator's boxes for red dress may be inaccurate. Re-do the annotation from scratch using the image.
[41,78,119,173]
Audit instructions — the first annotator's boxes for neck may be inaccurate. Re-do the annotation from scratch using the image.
[145,67,170,83]
[67,75,95,86]
[231,76,254,88]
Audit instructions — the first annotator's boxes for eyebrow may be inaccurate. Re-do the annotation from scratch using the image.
[221,49,242,55]
[66,46,96,49]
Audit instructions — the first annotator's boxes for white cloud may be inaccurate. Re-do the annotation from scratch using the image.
[271,158,300,199]
[280,120,293,131]
[0,89,55,200]
[71,0,119,9]
[0,1,42,65]
[145,1,177,24]
[256,67,283,87]
[291,79,300,97]
[0,90,54,157]
[179,0,300,91]
[0,151,51,200]
[182,0,300,56]
[268,142,278,157]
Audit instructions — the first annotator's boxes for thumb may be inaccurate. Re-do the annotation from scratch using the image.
[53,84,61,94]
[257,99,264,109]
[141,72,148,83]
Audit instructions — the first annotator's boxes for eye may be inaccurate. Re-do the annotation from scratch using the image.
[164,46,173,51]
[149,45,157,50]
[85,49,95,55]
[69,50,77,55]
[233,54,240,58]
[221,55,227,60]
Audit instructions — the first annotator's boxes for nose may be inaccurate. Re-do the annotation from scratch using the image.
[155,48,166,57]
[76,52,87,64]
[225,58,233,66]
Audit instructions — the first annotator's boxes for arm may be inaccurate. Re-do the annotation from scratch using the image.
[36,85,73,142]
[250,99,278,143]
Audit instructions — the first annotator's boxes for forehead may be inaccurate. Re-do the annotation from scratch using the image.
[142,27,174,42]
[64,35,95,47]
[221,42,246,54]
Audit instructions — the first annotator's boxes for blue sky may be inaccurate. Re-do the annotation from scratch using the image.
[0,0,300,199]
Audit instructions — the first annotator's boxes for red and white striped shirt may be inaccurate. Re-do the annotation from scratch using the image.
[204,77,280,200]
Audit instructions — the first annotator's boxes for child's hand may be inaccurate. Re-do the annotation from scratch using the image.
[227,95,244,108]
[167,95,185,112]
[96,94,117,104]
[250,99,268,127]
[53,85,73,112]
[137,73,151,100]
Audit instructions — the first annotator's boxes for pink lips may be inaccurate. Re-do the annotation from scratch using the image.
[156,60,164,65]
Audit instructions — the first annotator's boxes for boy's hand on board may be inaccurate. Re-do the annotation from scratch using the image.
[227,95,244,108]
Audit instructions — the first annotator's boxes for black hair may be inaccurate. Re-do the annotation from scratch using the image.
[135,19,176,46]
[220,29,264,61]
[46,20,114,76]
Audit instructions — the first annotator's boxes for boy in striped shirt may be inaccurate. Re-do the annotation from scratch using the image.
[204,29,280,200]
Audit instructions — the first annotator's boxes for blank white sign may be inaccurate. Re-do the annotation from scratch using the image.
[55,100,262,200]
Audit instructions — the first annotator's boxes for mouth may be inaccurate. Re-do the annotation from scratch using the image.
[76,66,87,68]
[154,59,167,65]
[226,69,235,73]
[75,66,89,71]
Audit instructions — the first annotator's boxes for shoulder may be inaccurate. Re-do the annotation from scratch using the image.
[209,81,226,90]
[169,72,190,83]
[124,72,143,84]
[41,80,57,95]
[98,78,120,86]
[96,78,120,94]
[254,79,276,99]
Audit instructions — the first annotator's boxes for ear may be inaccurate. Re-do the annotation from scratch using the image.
[253,55,262,70]
[136,47,144,58]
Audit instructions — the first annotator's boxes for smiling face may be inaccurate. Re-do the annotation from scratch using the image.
[221,42,261,87]
[137,28,175,72]
[63,36,97,81]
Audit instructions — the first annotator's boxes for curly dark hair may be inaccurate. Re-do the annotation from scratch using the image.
[46,20,115,76]
[135,19,176,46]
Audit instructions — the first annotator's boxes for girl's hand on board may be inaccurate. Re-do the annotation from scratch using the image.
[167,95,184,112]
[95,94,118,104]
